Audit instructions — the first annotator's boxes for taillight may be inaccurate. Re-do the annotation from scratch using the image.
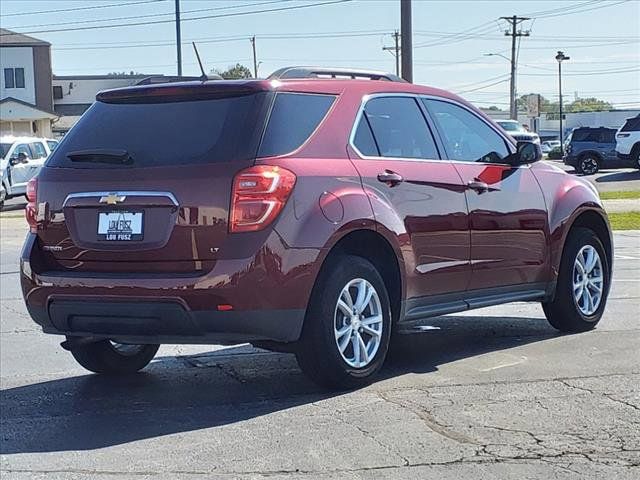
[230,165,296,233]
[25,178,38,233]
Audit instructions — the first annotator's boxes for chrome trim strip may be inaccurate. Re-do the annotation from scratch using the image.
[63,191,179,207]
[347,92,525,168]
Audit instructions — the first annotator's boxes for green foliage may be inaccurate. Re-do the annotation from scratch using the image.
[566,97,613,112]
[212,64,253,80]
[517,94,613,115]
[547,146,563,159]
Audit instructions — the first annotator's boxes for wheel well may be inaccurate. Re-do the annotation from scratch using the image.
[568,210,612,268]
[325,230,402,324]
[577,150,602,162]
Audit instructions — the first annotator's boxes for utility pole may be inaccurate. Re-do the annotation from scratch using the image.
[382,31,400,76]
[175,0,182,76]
[250,36,258,78]
[400,0,412,82]
[556,51,570,155]
[500,15,529,120]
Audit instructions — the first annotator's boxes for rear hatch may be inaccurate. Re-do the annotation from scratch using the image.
[36,82,272,273]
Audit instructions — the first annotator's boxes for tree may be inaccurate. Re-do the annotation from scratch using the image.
[566,97,612,113]
[212,64,253,80]
[107,71,142,76]
[516,94,612,115]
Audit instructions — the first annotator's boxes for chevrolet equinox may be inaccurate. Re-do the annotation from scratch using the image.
[21,67,613,389]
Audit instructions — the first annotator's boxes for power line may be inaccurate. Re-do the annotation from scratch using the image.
[520,67,640,76]
[52,30,392,52]
[527,0,632,19]
[3,0,290,31]
[0,0,167,18]
[0,0,353,36]
[457,78,511,94]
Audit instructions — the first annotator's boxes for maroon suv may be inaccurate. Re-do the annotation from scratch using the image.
[21,67,612,389]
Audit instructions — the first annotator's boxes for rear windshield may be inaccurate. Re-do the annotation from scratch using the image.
[621,116,640,132]
[47,92,269,168]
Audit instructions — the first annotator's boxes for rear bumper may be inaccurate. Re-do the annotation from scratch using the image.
[27,300,304,345]
[21,233,318,344]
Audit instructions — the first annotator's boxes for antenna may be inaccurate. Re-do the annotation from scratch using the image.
[192,42,208,81]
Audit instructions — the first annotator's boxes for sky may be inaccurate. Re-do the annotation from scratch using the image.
[1,0,639,110]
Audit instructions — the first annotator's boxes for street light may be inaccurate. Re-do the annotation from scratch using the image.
[556,51,570,155]
[484,53,515,118]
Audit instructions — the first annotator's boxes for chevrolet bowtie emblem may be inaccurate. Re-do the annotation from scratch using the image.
[99,193,126,205]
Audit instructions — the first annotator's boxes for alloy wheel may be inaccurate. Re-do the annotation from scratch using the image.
[334,278,383,368]
[580,157,598,175]
[572,245,604,316]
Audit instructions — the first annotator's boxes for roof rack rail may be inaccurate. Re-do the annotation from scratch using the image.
[134,74,223,85]
[268,66,405,83]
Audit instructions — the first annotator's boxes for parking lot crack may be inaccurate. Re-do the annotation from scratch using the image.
[377,390,477,445]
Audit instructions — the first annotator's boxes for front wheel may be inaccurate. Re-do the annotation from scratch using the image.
[542,227,610,332]
[296,255,392,390]
[69,338,159,374]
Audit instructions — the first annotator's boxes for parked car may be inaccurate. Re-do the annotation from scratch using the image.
[563,127,626,175]
[495,120,541,144]
[0,136,56,208]
[541,140,561,154]
[615,114,640,169]
[21,67,612,390]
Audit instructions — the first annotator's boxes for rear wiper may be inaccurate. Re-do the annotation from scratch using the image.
[67,149,133,165]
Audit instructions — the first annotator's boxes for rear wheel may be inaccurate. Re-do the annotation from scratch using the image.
[69,338,159,374]
[578,154,600,175]
[296,255,392,390]
[542,227,609,332]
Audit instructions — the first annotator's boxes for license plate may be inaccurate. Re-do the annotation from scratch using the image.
[97,211,143,241]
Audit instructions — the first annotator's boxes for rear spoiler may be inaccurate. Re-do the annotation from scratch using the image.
[96,80,274,103]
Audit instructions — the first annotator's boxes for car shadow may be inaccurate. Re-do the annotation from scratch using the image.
[0,201,26,213]
[1,314,561,454]
[594,170,640,183]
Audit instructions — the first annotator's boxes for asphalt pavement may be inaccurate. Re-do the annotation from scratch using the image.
[1,215,639,479]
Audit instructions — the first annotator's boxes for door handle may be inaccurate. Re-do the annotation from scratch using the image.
[377,170,404,187]
[467,179,499,193]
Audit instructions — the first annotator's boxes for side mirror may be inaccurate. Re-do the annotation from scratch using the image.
[511,141,542,165]
[9,156,19,166]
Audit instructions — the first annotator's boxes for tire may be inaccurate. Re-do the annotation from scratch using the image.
[542,227,610,333]
[69,338,159,374]
[296,255,392,390]
[631,144,640,169]
[577,154,600,175]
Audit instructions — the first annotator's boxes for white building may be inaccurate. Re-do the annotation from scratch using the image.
[51,74,163,136]
[0,29,56,137]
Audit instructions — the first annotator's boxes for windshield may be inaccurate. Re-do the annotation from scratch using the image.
[496,121,523,132]
[0,143,13,159]
[47,93,270,168]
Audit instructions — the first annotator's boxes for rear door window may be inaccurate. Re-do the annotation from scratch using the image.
[353,115,380,157]
[600,129,616,143]
[47,92,269,168]
[361,96,439,160]
[29,142,48,159]
[258,93,335,157]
